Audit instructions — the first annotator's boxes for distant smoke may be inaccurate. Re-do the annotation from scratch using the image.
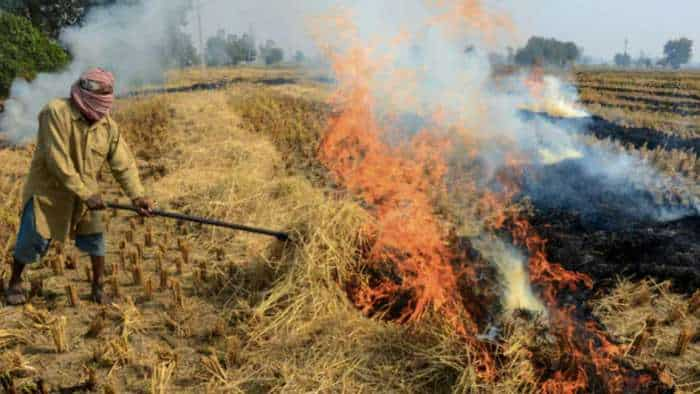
[0,0,191,143]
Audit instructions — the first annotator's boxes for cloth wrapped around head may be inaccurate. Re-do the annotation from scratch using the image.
[70,68,115,122]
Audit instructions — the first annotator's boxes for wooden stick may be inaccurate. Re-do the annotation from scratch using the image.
[109,203,290,241]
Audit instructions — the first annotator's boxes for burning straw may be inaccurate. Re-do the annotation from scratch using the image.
[308,3,673,391]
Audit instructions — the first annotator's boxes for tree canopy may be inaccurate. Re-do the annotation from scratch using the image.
[206,30,256,67]
[662,38,693,69]
[514,37,581,67]
[259,40,284,65]
[613,53,632,68]
[0,11,70,97]
[0,0,121,38]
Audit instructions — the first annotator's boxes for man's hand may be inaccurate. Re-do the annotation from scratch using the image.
[132,197,155,217]
[86,194,106,210]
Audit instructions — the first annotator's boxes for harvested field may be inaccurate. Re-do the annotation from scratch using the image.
[0,66,699,393]
[575,70,700,140]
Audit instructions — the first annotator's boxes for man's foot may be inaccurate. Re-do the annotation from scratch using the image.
[90,286,111,305]
[4,287,27,306]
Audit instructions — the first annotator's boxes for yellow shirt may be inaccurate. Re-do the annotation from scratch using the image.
[21,98,144,242]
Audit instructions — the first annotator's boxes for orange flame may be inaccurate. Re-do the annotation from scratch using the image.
[319,39,499,376]
[315,1,666,392]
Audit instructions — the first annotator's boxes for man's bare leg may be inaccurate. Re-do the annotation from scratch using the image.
[5,259,27,305]
[90,255,109,304]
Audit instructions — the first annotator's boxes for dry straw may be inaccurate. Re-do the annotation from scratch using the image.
[689,290,700,315]
[132,264,144,286]
[84,265,92,283]
[29,276,43,299]
[51,256,64,276]
[66,285,80,307]
[675,324,692,356]
[150,361,175,394]
[111,276,122,299]
[85,315,105,338]
[159,269,169,290]
[144,277,154,300]
[66,252,78,270]
[51,316,68,353]
[145,226,154,247]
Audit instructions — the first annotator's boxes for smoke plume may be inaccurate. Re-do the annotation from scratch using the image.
[0,0,191,142]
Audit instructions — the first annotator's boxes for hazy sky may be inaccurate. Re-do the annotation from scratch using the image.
[507,0,699,61]
[190,1,699,62]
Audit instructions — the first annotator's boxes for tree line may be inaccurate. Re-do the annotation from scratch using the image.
[204,31,295,67]
[509,35,694,69]
[614,38,693,69]
[0,1,310,98]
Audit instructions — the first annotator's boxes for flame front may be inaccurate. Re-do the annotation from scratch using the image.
[319,43,489,354]
[314,1,667,392]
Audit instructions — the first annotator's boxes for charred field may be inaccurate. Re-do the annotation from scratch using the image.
[0,67,698,393]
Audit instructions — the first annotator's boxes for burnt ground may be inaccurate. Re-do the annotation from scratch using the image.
[119,77,299,98]
[529,208,700,291]
[519,158,700,292]
[515,111,700,292]
[518,110,700,153]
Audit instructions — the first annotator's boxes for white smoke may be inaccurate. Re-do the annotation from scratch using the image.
[473,237,547,315]
[0,0,191,143]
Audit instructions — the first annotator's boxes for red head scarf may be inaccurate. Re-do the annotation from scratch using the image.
[70,68,115,122]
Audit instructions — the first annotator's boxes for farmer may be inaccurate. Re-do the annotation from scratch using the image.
[4,68,154,306]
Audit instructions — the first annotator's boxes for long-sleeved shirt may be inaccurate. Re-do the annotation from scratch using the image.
[21,98,144,242]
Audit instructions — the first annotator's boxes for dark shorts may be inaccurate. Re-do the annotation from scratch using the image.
[13,199,105,264]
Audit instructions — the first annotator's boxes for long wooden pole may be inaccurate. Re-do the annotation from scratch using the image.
[107,203,289,241]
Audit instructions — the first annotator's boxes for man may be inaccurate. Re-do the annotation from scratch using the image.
[4,68,153,305]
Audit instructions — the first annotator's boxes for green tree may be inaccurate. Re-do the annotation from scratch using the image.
[613,53,632,67]
[163,23,200,68]
[0,11,70,97]
[160,1,199,69]
[662,38,693,69]
[294,50,305,64]
[205,30,256,67]
[225,33,256,64]
[0,0,120,38]
[514,37,581,66]
[206,30,229,66]
[259,40,284,65]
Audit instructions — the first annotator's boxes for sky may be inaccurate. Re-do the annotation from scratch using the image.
[507,0,700,61]
[189,0,699,63]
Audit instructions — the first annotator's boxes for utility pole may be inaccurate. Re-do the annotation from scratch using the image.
[197,0,206,71]
[624,38,629,57]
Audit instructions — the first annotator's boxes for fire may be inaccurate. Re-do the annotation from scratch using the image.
[315,1,669,392]
[320,43,479,333]
[523,67,589,119]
